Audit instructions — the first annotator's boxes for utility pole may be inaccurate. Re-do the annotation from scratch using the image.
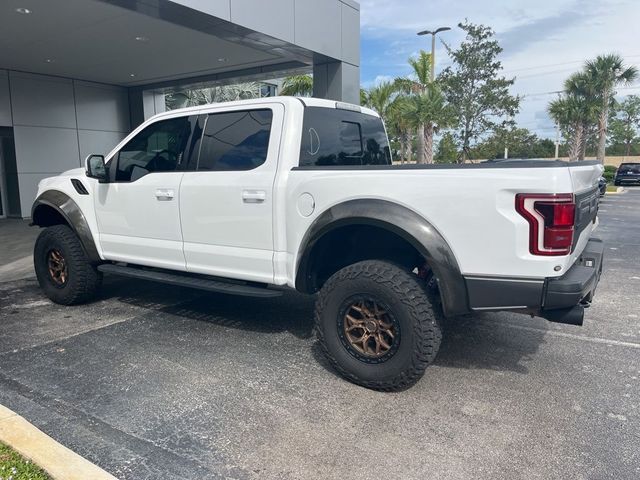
[555,122,560,159]
[417,26,451,80]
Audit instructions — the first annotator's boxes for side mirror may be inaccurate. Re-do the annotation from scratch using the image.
[85,154,108,182]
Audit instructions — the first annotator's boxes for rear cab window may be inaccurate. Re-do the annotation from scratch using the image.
[618,163,640,174]
[299,107,391,167]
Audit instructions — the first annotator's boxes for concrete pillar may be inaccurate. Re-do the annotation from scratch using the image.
[128,89,166,130]
[313,61,360,105]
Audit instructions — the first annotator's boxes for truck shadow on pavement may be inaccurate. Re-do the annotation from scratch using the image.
[101,277,316,340]
[102,277,547,377]
[434,314,547,375]
[311,313,548,382]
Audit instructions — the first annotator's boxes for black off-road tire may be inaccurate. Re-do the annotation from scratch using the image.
[34,225,102,305]
[315,260,443,391]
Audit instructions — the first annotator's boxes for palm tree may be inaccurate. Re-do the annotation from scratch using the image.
[396,51,436,163]
[400,83,454,163]
[549,95,587,161]
[360,88,369,106]
[548,72,599,161]
[584,54,638,162]
[386,96,413,163]
[363,81,397,120]
[281,75,313,97]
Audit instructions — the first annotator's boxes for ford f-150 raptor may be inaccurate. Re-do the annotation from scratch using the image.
[30,97,604,390]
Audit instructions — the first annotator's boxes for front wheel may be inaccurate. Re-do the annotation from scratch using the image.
[314,260,443,391]
[34,225,102,305]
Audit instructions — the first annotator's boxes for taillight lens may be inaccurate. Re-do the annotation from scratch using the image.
[515,193,575,256]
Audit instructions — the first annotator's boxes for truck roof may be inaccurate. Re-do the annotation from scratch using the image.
[150,96,380,121]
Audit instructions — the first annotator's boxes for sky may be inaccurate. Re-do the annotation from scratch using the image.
[358,0,640,139]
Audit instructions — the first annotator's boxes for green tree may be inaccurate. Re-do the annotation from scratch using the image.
[363,81,397,120]
[399,82,455,163]
[609,95,640,156]
[360,88,369,106]
[548,72,599,161]
[472,127,555,159]
[395,51,434,163]
[440,21,520,162]
[584,54,638,162]
[281,74,314,97]
[435,132,458,163]
[386,98,413,163]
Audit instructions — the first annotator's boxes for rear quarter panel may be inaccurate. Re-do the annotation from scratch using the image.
[282,165,595,287]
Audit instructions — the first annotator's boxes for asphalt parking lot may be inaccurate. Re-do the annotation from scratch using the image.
[0,189,639,480]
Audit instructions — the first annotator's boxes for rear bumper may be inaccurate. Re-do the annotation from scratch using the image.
[464,237,604,325]
[615,177,640,184]
[543,237,603,310]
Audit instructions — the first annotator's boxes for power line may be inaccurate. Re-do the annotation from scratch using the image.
[502,54,640,75]
[514,63,640,80]
[516,84,640,100]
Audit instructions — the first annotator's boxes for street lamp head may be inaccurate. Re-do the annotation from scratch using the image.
[417,27,451,36]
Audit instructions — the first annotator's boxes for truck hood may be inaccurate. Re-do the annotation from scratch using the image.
[36,167,86,195]
[59,167,86,177]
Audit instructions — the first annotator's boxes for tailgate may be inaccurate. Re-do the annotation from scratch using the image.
[569,161,603,252]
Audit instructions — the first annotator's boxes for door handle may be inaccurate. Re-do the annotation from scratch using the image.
[242,190,266,203]
[155,188,174,201]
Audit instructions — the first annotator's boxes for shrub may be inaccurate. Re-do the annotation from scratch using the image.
[603,165,617,182]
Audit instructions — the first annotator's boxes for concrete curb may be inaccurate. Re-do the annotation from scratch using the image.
[605,186,626,195]
[0,404,118,480]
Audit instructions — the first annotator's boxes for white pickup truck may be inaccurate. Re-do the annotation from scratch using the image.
[31,97,604,390]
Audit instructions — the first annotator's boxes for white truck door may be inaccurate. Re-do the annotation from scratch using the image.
[180,105,283,284]
[95,116,197,270]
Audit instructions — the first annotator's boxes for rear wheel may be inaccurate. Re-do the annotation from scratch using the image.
[34,225,102,305]
[315,260,443,391]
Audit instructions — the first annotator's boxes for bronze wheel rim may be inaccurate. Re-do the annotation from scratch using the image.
[338,297,400,363]
[47,249,68,287]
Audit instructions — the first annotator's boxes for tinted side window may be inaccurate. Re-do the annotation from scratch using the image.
[299,107,391,167]
[198,109,272,171]
[115,117,192,182]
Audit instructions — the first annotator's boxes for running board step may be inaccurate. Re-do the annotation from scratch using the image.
[97,264,283,298]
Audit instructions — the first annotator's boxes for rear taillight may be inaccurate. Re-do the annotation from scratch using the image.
[515,193,576,256]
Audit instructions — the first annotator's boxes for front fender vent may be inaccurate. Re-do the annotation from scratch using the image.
[71,178,89,195]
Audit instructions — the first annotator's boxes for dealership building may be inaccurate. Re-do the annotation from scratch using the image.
[0,0,360,218]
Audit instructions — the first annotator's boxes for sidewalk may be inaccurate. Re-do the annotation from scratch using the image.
[0,219,38,282]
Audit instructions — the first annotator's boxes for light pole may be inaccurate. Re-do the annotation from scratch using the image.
[417,26,451,80]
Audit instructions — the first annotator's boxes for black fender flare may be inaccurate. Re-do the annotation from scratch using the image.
[295,199,469,317]
[31,190,101,263]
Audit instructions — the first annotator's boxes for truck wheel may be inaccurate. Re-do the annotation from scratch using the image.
[315,260,442,391]
[34,225,102,305]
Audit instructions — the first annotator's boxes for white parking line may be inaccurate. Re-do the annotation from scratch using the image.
[483,322,640,349]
